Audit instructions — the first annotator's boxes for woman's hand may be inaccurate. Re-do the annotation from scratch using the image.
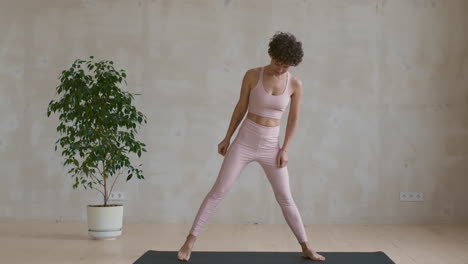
[277,148,288,168]
[218,138,230,156]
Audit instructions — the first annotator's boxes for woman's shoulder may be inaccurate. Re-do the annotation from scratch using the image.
[245,66,262,77]
[243,67,262,87]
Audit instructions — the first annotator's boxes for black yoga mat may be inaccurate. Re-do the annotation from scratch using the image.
[133,250,396,263]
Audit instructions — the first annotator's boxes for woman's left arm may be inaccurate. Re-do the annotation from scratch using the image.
[281,77,303,152]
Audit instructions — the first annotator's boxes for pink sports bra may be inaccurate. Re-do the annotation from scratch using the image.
[247,66,291,119]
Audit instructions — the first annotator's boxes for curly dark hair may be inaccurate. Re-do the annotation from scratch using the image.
[268,31,303,67]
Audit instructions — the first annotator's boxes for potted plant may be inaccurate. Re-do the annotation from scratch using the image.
[46,56,147,240]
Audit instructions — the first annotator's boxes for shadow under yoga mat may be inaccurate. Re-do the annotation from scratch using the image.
[133,250,396,263]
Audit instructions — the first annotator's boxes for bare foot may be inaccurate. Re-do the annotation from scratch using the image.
[302,248,326,261]
[177,234,197,261]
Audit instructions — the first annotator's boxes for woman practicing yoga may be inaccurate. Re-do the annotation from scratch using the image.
[177,31,326,262]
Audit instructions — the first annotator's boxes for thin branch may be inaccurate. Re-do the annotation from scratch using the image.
[90,173,104,186]
[92,185,106,198]
[108,168,123,197]
[80,172,105,198]
[96,163,103,178]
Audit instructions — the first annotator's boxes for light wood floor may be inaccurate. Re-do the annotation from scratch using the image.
[1,221,467,264]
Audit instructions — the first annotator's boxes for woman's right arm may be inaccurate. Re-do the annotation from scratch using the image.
[223,69,253,141]
[224,69,252,141]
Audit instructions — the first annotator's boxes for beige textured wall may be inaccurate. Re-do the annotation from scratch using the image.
[1,0,467,225]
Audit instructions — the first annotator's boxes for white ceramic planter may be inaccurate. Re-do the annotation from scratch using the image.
[87,204,124,240]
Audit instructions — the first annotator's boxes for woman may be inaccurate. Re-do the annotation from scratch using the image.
[177,31,326,262]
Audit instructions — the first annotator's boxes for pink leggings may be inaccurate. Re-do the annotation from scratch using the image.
[189,117,308,243]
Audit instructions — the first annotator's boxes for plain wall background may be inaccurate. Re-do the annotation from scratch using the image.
[1,0,468,225]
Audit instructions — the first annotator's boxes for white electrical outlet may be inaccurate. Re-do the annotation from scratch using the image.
[400,192,424,201]
[110,191,125,201]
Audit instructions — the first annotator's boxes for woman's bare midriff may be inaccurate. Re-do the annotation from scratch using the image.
[247,112,281,127]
